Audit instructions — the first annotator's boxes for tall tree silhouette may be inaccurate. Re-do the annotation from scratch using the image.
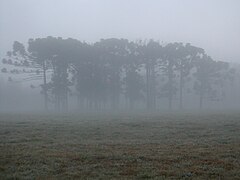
[175,43,205,109]
[160,43,179,110]
[2,40,52,111]
[123,41,144,109]
[138,40,162,110]
[28,37,55,111]
[193,55,230,109]
[95,38,128,110]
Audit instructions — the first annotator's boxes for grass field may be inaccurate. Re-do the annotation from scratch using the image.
[0,112,240,179]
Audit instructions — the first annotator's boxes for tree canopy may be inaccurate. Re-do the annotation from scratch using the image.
[1,37,235,112]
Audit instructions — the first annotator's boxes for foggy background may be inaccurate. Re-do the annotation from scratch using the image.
[0,0,240,112]
[1,2,240,179]
[1,0,240,62]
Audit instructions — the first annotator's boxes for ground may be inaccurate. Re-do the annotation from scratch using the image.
[0,112,240,179]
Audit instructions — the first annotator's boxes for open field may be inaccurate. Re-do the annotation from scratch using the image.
[0,112,240,179]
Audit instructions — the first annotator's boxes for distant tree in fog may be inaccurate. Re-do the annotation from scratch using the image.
[193,55,230,109]
[94,39,128,110]
[175,43,205,109]
[69,40,93,109]
[138,40,162,110]
[2,41,52,109]
[160,43,179,110]
[123,41,144,109]
[28,37,55,111]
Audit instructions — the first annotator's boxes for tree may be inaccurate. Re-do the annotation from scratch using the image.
[160,43,179,110]
[28,37,55,111]
[48,37,74,111]
[72,41,110,110]
[94,38,129,110]
[123,41,144,109]
[27,37,72,111]
[138,40,162,110]
[2,40,52,111]
[193,55,230,109]
[175,43,205,109]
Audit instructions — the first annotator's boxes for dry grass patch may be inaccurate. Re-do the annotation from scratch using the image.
[0,112,240,179]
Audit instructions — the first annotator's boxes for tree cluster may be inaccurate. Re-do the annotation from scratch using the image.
[2,37,234,112]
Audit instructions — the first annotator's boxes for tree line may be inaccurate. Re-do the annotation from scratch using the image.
[1,37,236,112]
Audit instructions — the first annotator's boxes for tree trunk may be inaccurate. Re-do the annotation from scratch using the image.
[43,61,48,111]
[146,61,150,110]
[179,62,183,109]
[168,63,173,110]
[199,83,204,109]
[129,97,134,110]
[146,60,156,110]
[199,94,203,109]
[150,60,156,110]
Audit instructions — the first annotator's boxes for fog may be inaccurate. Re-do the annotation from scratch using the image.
[1,2,240,179]
[1,0,240,62]
[0,0,240,113]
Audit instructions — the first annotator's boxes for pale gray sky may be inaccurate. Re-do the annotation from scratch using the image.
[0,0,240,62]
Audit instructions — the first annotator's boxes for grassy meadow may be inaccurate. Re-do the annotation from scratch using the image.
[0,112,240,179]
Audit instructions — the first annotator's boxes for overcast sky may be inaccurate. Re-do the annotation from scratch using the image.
[0,0,240,62]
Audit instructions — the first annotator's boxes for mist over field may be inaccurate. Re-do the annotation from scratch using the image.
[0,0,240,112]
[0,0,240,179]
